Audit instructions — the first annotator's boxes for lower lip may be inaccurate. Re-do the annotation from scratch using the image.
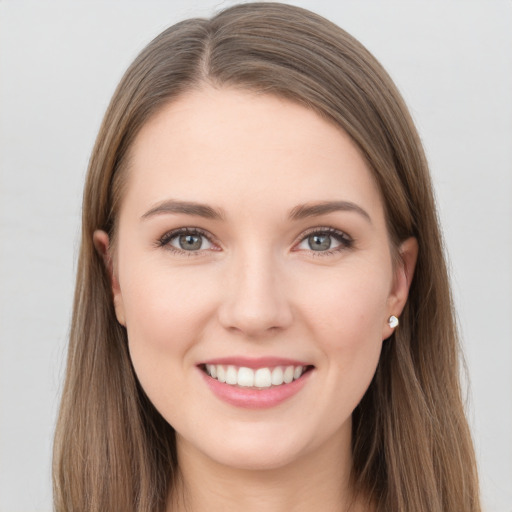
[200,369,313,409]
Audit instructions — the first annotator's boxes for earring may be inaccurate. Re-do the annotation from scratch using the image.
[388,315,399,328]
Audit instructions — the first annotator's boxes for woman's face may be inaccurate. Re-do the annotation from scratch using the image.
[96,87,415,471]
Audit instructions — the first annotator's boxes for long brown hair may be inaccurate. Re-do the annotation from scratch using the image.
[53,3,480,511]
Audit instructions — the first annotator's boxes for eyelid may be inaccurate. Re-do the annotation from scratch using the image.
[157,227,221,254]
[292,226,354,254]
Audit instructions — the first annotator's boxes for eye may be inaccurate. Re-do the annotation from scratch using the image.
[159,228,215,253]
[171,233,211,251]
[295,228,352,254]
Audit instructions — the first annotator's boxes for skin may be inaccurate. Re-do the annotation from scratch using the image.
[95,86,417,511]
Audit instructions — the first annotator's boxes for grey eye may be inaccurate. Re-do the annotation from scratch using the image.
[170,233,211,251]
[296,230,350,254]
[307,234,332,251]
[180,234,202,250]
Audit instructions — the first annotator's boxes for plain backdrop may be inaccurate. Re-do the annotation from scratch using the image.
[0,1,511,511]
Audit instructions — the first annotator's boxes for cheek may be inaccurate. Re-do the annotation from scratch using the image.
[299,260,390,329]
[121,262,216,347]
[294,260,391,371]
[118,260,220,404]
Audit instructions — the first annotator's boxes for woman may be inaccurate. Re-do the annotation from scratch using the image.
[53,3,481,511]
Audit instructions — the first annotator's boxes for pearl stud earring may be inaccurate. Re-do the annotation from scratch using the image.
[388,315,399,328]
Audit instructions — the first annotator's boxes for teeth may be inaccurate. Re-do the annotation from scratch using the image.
[271,366,284,386]
[254,368,272,388]
[226,365,237,385]
[205,364,216,379]
[205,364,307,388]
[237,367,254,387]
[283,365,294,384]
[217,365,226,383]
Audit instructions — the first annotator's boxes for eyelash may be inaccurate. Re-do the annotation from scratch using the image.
[157,227,217,256]
[156,226,354,257]
[294,226,354,257]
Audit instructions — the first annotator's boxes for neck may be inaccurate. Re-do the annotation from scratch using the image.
[167,427,368,512]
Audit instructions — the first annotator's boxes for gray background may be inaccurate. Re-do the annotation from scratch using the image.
[1,1,511,511]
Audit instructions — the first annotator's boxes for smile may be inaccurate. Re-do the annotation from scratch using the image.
[199,359,315,409]
[203,364,311,388]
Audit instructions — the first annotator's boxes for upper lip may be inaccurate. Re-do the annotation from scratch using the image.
[198,356,313,369]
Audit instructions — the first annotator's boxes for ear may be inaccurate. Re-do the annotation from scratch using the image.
[383,237,418,339]
[93,230,126,326]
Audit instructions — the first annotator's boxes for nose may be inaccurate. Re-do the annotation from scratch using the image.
[217,249,293,338]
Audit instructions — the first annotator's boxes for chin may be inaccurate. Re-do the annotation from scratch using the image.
[208,442,305,471]
[180,421,327,473]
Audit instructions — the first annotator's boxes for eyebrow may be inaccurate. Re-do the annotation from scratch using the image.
[289,201,372,223]
[141,199,371,224]
[141,200,225,221]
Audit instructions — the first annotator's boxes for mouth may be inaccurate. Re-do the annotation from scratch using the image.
[199,363,315,389]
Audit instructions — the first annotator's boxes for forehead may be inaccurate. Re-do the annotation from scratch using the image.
[122,86,384,224]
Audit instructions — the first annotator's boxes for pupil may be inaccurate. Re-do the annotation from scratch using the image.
[179,234,202,250]
[309,234,331,251]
